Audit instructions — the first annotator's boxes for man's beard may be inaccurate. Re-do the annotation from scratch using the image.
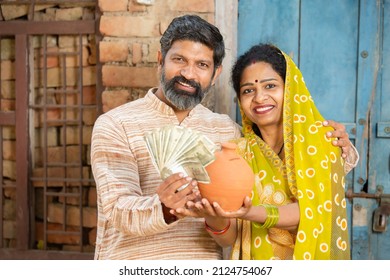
[160,69,212,110]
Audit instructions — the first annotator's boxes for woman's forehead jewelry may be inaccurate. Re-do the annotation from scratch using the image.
[255,79,258,83]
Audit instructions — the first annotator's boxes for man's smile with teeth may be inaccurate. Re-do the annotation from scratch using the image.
[178,81,194,88]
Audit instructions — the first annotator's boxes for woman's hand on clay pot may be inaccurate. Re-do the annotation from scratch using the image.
[170,198,216,218]
[172,196,252,219]
[211,196,252,218]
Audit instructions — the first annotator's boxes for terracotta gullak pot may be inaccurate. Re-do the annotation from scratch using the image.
[198,142,254,211]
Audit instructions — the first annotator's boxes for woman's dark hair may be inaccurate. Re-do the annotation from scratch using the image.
[231,43,286,98]
[160,15,225,70]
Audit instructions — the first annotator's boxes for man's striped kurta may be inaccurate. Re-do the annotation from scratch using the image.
[91,88,241,259]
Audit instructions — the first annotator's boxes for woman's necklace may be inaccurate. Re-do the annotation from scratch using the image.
[277,143,285,157]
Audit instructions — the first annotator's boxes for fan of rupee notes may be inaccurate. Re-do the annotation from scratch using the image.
[144,125,218,188]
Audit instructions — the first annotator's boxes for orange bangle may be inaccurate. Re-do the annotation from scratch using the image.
[205,219,231,235]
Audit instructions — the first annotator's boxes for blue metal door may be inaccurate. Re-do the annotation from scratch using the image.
[238,0,390,259]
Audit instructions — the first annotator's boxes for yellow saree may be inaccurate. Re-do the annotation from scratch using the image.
[231,52,350,260]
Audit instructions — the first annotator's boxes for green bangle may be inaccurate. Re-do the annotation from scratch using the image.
[254,204,279,229]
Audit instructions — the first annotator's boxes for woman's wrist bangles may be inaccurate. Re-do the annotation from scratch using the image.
[254,204,279,229]
[205,219,231,235]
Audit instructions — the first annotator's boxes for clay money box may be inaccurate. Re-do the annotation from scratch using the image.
[198,142,254,211]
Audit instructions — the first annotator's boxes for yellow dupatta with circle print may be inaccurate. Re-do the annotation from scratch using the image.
[230,52,350,260]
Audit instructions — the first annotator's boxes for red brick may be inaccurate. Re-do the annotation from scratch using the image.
[3,220,16,239]
[3,198,16,220]
[102,65,158,87]
[32,166,91,187]
[58,187,88,206]
[168,0,214,12]
[35,47,59,69]
[83,108,98,126]
[0,60,15,80]
[102,90,130,112]
[58,35,88,49]
[128,1,147,12]
[0,99,15,111]
[82,86,97,105]
[35,222,81,245]
[59,46,90,67]
[88,187,97,207]
[1,5,29,20]
[47,203,96,228]
[55,7,83,21]
[89,227,97,246]
[3,185,16,199]
[100,15,159,37]
[99,41,129,63]
[59,126,93,146]
[0,38,15,60]
[99,0,128,12]
[2,140,16,161]
[132,42,142,65]
[147,40,159,62]
[3,160,16,180]
[34,66,96,88]
[0,80,15,99]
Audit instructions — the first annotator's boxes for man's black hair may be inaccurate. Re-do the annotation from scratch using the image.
[160,14,225,70]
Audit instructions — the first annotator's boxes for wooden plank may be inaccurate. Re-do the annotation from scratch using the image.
[237,0,299,123]
[351,198,373,259]
[300,0,359,122]
[344,123,357,140]
[352,0,382,260]
[299,1,360,215]
[368,0,390,260]
[377,122,390,138]
[238,0,299,56]
[15,34,29,250]
[0,20,95,35]
[355,0,381,193]
[381,0,390,122]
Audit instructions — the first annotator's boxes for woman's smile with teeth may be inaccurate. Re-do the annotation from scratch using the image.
[254,105,273,113]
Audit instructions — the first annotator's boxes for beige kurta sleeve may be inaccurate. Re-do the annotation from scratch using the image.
[91,114,174,237]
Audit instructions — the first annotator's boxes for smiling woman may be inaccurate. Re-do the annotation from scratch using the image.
[228,43,351,260]
[238,61,285,151]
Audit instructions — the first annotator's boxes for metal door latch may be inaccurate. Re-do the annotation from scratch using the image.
[373,198,390,232]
